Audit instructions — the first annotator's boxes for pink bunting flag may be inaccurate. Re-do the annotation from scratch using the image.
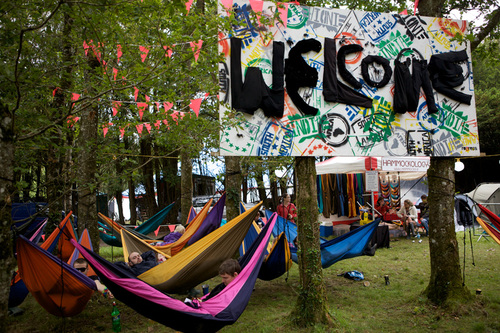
[136,124,144,135]
[154,120,162,129]
[83,41,89,56]
[120,126,126,138]
[189,98,202,117]
[249,0,263,22]
[190,40,203,62]
[113,68,118,81]
[171,111,179,123]
[103,127,109,137]
[163,102,173,112]
[67,116,80,128]
[220,0,233,13]
[163,119,170,129]
[117,44,122,63]
[145,95,150,103]
[112,101,122,116]
[168,225,175,232]
[204,92,210,100]
[72,93,80,101]
[52,87,59,97]
[145,123,152,134]
[277,3,289,27]
[400,9,408,15]
[139,46,149,62]
[414,0,419,13]
[155,102,161,113]
[137,102,148,121]
[185,0,194,13]
[134,87,139,102]
[163,45,173,58]
[42,234,45,241]
[154,225,161,237]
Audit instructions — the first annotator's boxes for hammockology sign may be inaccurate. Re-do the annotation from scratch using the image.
[218,1,480,157]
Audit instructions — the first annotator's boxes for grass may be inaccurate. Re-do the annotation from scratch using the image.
[7,231,500,332]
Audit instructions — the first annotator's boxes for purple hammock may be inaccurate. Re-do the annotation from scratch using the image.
[71,212,278,333]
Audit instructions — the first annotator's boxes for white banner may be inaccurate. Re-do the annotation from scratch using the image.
[365,170,379,192]
[381,157,430,172]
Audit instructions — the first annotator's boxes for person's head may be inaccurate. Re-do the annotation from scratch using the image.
[283,194,291,204]
[174,224,185,234]
[404,199,413,208]
[73,258,89,274]
[128,252,143,266]
[157,253,167,263]
[377,197,385,205]
[218,258,241,286]
[421,194,428,203]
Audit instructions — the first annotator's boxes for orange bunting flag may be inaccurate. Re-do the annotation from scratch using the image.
[112,101,122,116]
[136,123,144,135]
[163,102,173,112]
[145,123,152,134]
[134,87,139,101]
[117,44,122,63]
[137,102,148,121]
[185,0,194,13]
[113,68,118,81]
[189,98,202,117]
[139,46,149,62]
[190,40,203,62]
[277,2,289,27]
[154,120,162,129]
[163,45,173,58]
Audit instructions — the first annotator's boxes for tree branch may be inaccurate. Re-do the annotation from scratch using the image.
[471,8,500,51]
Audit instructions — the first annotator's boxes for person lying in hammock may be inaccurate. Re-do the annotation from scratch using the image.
[74,258,114,298]
[185,258,241,307]
[115,251,159,276]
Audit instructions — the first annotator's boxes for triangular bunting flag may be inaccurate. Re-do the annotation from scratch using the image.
[136,123,144,135]
[154,120,162,129]
[103,127,109,137]
[134,87,139,101]
[52,87,59,97]
[83,41,89,56]
[414,0,419,13]
[204,92,210,100]
[400,9,408,15]
[72,93,80,101]
[120,126,126,138]
[190,40,203,62]
[168,225,175,232]
[249,0,263,22]
[117,44,122,63]
[171,111,179,123]
[145,123,152,134]
[155,102,161,113]
[67,116,80,128]
[162,119,170,129]
[112,101,122,116]
[220,0,233,13]
[139,46,149,62]
[163,45,173,58]
[137,102,148,121]
[189,98,202,117]
[277,2,289,28]
[145,95,150,103]
[163,102,173,112]
[185,0,194,13]
[113,68,118,81]
[154,225,161,237]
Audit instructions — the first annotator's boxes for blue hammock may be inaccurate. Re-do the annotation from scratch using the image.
[265,210,380,268]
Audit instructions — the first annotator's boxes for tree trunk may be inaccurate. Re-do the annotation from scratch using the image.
[269,167,279,211]
[140,135,158,219]
[424,158,472,304]
[180,151,193,224]
[291,157,332,327]
[163,153,180,224]
[76,51,100,250]
[115,190,124,224]
[242,175,248,203]
[0,102,16,331]
[225,156,241,222]
[128,178,137,225]
[256,167,267,207]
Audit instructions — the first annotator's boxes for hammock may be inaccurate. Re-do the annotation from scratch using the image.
[138,199,213,256]
[70,211,278,333]
[187,192,226,246]
[120,203,262,293]
[266,210,380,268]
[98,201,175,246]
[239,203,292,280]
[16,231,97,317]
[476,204,500,245]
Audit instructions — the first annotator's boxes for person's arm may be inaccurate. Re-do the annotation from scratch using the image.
[397,206,404,218]
[142,250,157,263]
[409,206,418,220]
[289,203,298,220]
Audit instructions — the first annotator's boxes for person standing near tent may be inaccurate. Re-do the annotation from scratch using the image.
[416,195,429,236]
[397,199,418,239]
[277,194,297,223]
